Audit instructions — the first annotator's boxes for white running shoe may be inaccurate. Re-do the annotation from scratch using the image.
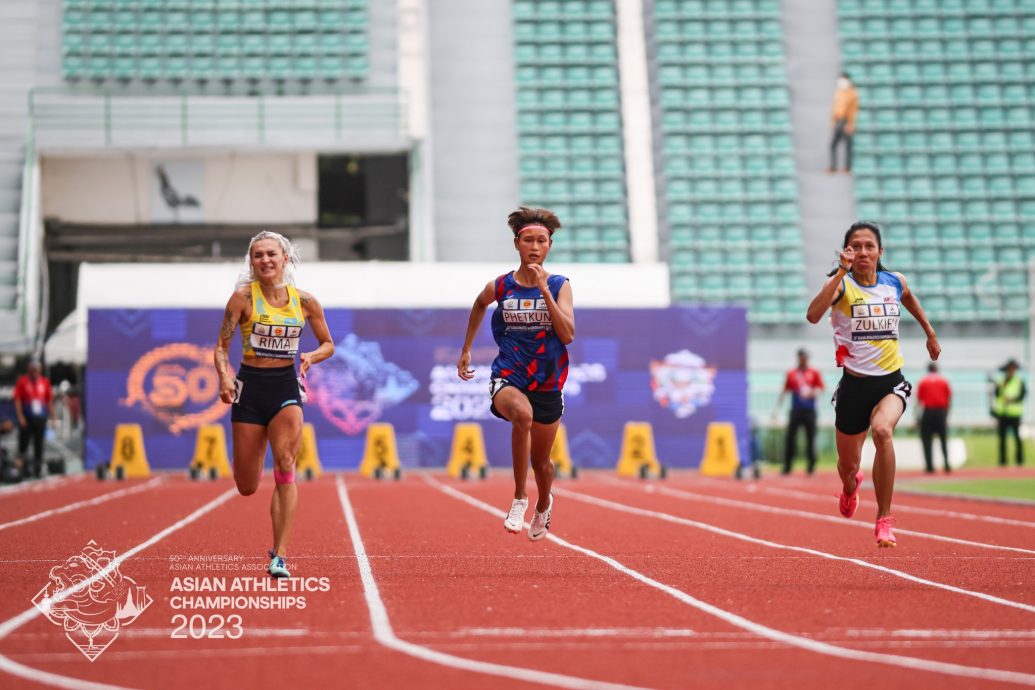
[528,492,553,541]
[504,498,528,533]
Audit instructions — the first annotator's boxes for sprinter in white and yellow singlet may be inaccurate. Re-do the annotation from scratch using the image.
[807,222,940,548]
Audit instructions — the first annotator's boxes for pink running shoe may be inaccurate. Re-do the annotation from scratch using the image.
[875,516,897,548]
[838,470,864,518]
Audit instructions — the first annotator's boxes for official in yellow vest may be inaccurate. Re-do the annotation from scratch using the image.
[993,359,1026,467]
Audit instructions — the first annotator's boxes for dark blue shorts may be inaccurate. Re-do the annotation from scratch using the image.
[231,364,305,427]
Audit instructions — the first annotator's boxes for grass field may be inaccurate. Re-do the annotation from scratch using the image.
[763,427,1034,471]
[901,477,1035,502]
[762,427,1033,501]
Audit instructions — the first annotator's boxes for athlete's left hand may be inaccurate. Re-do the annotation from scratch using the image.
[926,335,941,361]
[528,263,548,292]
[300,352,314,378]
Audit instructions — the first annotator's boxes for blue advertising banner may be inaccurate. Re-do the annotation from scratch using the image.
[86,307,748,471]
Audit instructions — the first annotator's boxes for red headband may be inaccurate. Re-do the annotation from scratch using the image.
[515,224,553,236]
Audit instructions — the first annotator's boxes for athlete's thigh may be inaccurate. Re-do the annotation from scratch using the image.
[869,393,906,431]
[493,386,532,421]
[232,422,268,480]
[529,419,561,461]
[267,404,303,462]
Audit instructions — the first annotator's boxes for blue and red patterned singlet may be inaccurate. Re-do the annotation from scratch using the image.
[489,272,570,392]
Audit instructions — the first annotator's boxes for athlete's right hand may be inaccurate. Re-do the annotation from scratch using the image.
[457,350,474,380]
[838,246,855,270]
[219,379,235,404]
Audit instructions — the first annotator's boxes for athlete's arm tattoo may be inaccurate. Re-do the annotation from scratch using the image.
[218,307,236,343]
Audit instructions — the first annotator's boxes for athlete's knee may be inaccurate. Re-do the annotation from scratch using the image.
[530,455,553,472]
[273,455,296,485]
[510,408,533,433]
[236,481,260,497]
[872,424,894,445]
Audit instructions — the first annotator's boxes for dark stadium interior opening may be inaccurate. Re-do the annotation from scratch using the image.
[317,153,409,261]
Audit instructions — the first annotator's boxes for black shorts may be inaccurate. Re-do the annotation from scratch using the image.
[832,369,912,435]
[231,364,306,427]
[489,377,564,425]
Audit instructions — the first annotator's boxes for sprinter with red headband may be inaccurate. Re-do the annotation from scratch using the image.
[457,207,575,540]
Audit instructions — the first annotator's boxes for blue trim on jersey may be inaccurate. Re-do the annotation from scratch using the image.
[877,271,903,300]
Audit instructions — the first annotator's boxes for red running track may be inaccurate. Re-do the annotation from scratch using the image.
[1,469,1034,689]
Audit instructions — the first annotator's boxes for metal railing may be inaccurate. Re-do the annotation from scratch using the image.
[29,87,407,151]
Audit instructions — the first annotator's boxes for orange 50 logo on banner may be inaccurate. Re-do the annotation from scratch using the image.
[122,343,227,434]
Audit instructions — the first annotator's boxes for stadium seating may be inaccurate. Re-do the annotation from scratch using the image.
[61,0,369,84]
[838,0,1035,322]
[512,0,631,263]
[652,0,808,322]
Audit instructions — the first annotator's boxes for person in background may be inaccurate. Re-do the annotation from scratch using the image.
[827,72,859,174]
[775,349,824,476]
[992,359,1026,467]
[917,363,952,473]
[0,418,20,483]
[13,360,53,480]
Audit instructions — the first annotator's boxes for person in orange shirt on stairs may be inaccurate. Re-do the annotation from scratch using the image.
[827,72,859,174]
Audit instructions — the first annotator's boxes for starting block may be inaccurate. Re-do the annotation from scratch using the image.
[615,421,666,479]
[447,423,489,479]
[296,423,323,480]
[699,422,740,477]
[189,425,231,480]
[550,423,578,479]
[103,424,151,480]
[359,423,402,480]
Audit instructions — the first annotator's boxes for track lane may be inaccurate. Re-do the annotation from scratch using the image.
[434,471,1035,686]
[1,476,558,690]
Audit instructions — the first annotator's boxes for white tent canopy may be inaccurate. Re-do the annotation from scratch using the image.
[49,261,672,364]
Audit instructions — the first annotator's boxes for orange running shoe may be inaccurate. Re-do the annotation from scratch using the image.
[838,470,864,518]
[875,516,897,548]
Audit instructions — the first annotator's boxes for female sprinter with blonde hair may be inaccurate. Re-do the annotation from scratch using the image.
[214,231,334,577]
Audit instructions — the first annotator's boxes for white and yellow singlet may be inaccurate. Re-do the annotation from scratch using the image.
[830,271,904,376]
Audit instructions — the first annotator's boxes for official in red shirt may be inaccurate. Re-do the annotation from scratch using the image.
[13,360,53,479]
[776,349,825,475]
[917,362,952,473]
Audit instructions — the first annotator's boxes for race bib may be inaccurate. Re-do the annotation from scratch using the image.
[850,302,900,342]
[501,298,551,332]
[250,323,302,358]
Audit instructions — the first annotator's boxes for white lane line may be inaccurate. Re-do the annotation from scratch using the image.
[455,628,698,638]
[596,475,1035,556]
[0,487,237,690]
[0,477,164,532]
[758,483,1035,528]
[557,486,1035,615]
[425,475,1035,687]
[0,474,86,495]
[336,476,655,690]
